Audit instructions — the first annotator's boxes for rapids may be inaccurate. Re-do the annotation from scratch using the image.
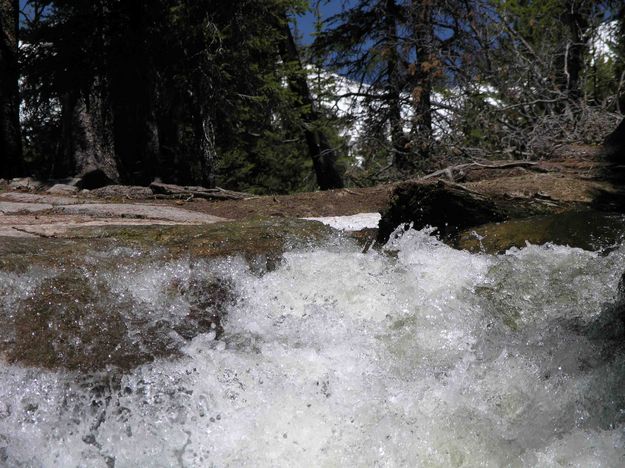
[1,226,625,466]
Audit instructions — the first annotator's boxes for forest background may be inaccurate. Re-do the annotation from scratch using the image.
[0,0,624,194]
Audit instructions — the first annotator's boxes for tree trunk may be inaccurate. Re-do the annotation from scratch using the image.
[410,0,434,157]
[616,5,625,112]
[157,83,189,184]
[0,0,23,178]
[556,0,590,102]
[384,0,410,171]
[109,0,159,186]
[57,84,119,186]
[53,0,118,186]
[192,97,217,188]
[278,15,344,190]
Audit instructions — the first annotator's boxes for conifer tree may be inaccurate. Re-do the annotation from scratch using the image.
[312,0,458,172]
[278,10,344,189]
[0,0,24,178]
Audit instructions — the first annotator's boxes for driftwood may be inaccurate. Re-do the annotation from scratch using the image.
[149,182,252,201]
[377,179,569,243]
[421,161,547,182]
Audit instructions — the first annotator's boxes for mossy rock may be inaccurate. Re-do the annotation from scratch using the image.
[0,217,338,373]
[2,270,233,372]
[0,217,337,270]
[66,217,337,260]
[455,210,625,254]
[377,180,574,244]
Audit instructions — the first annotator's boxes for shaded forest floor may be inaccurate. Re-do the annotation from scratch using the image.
[155,185,393,219]
[0,180,394,219]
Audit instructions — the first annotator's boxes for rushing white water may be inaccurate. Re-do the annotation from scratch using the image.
[303,212,381,231]
[2,227,625,467]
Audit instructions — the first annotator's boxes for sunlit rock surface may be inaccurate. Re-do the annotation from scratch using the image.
[1,222,625,466]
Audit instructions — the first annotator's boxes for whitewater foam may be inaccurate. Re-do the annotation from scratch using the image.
[1,229,624,466]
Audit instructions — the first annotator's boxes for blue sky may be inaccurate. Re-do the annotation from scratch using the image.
[18,0,347,46]
[295,1,348,45]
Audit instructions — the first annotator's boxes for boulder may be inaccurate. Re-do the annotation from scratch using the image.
[377,177,583,243]
[76,168,116,190]
[89,185,153,199]
[46,184,79,195]
[455,210,625,254]
[9,177,43,192]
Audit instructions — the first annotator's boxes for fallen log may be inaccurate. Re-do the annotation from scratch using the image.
[421,161,547,182]
[378,118,625,247]
[149,182,252,200]
[377,179,573,243]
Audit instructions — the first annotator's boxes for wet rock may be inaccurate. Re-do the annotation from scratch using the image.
[64,217,337,261]
[89,185,154,199]
[573,271,625,346]
[378,181,507,244]
[456,210,625,254]
[0,263,234,373]
[8,274,133,371]
[0,217,337,372]
[585,281,625,342]
[46,184,79,195]
[170,276,232,339]
[377,172,614,244]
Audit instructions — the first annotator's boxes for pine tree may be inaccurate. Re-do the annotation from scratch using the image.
[0,0,24,178]
[16,0,347,191]
[312,0,456,173]
[208,0,320,193]
[278,10,344,189]
[107,0,160,186]
[615,2,625,112]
